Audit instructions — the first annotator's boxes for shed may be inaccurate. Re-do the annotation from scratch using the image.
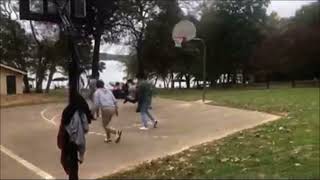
[0,64,27,95]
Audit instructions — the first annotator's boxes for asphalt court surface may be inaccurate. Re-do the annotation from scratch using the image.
[1,98,279,179]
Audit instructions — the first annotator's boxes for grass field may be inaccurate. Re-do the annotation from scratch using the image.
[106,88,319,179]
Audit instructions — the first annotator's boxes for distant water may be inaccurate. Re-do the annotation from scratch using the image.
[32,60,188,89]
[100,60,126,84]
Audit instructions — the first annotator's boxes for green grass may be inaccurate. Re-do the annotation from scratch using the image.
[105,88,319,179]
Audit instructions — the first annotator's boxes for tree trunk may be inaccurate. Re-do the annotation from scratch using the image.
[266,73,270,89]
[291,79,296,88]
[136,38,145,79]
[171,72,174,89]
[210,80,215,87]
[153,75,158,86]
[35,79,43,93]
[242,72,246,84]
[45,65,56,93]
[35,56,45,93]
[232,72,237,84]
[23,75,30,93]
[30,21,45,93]
[228,73,232,84]
[92,31,102,79]
[162,76,167,88]
[185,74,190,89]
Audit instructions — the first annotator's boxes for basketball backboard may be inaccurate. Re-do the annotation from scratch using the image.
[19,0,86,23]
[172,20,196,47]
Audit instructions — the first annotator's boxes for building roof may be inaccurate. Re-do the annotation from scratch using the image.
[0,64,27,75]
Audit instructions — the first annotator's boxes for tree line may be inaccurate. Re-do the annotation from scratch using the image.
[137,0,319,88]
[0,0,319,93]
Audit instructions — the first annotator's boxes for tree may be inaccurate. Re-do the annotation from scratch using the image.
[141,0,183,83]
[80,0,120,79]
[44,35,69,93]
[294,1,320,27]
[252,1,320,87]
[0,17,33,93]
[118,0,159,79]
[199,0,270,85]
[29,21,56,93]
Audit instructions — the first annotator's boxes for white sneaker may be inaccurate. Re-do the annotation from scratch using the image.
[139,127,149,130]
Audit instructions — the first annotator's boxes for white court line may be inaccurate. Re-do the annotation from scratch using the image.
[41,108,105,137]
[40,108,57,126]
[88,131,105,136]
[50,114,60,125]
[0,145,55,179]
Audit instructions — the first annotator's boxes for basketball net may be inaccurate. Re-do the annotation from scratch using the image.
[173,36,186,48]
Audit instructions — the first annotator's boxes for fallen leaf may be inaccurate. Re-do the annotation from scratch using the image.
[206,169,213,174]
[220,158,229,162]
[204,156,214,160]
[241,168,248,172]
[167,166,175,171]
[294,163,301,167]
[234,157,240,162]
[179,157,186,162]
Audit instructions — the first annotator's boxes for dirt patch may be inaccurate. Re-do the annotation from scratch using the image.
[0,93,66,108]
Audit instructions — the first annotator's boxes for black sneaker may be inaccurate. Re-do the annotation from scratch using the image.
[115,130,122,143]
[153,120,158,128]
[104,138,112,143]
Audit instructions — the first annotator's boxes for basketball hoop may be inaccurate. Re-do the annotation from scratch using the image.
[172,20,196,47]
[172,19,208,103]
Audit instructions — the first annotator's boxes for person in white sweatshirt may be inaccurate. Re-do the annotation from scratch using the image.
[94,80,122,143]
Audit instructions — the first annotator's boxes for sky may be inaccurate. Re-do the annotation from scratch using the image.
[267,0,316,17]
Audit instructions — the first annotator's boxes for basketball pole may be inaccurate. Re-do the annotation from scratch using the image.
[202,39,207,103]
[172,20,206,103]
[192,38,207,103]
[54,0,82,103]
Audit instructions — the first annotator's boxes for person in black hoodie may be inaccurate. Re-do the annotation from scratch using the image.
[57,92,94,180]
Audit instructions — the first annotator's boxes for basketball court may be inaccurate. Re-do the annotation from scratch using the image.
[1,2,280,178]
[1,98,279,179]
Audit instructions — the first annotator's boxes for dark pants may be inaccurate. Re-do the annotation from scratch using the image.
[62,142,79,180]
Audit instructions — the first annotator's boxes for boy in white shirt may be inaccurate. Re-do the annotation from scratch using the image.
[94,80,122,143]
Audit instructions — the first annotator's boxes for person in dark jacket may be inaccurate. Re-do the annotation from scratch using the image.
[57,92,94,180]
[136,78,158,130]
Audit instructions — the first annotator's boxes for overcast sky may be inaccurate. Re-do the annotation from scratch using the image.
[268,0,316,17]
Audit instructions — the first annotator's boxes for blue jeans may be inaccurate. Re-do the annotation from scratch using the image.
[140,103,155,127]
